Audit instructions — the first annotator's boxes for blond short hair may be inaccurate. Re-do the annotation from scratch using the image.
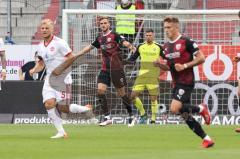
[41,19,54,29]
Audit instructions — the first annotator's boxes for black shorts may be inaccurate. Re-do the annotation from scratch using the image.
[172,84,193,104]
[97,70,127,88]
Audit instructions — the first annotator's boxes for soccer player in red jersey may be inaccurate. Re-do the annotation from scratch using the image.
[67,17,136,127]
[154,16,214,148]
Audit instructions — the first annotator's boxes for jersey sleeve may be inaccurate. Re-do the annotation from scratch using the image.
[91,36,100,49]
[59,39,72,56]
[21,62,31,73]
[160,44,167,59]
[129,46,140,61]
[115,33,126,44]
[156,43,164,57]
[186,38,199,55]
[36,45,44,61]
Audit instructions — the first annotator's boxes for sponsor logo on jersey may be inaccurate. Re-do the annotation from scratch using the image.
[165,52,180,59]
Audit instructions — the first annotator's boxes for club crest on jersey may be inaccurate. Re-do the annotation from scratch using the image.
[107,38,111,42]
[175,44,181,50]
[50,47,55,52]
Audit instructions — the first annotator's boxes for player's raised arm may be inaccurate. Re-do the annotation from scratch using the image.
[122,40,136,53]
[75,44,95,58]
[52,44,94,76]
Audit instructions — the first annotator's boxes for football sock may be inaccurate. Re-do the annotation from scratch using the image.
[203,135,211,141]
[97,94,109,116]
[151,100,158,121]
[104,115,110,120]
[183,113,206,139]
[134,97,145,116]
[198,104,204,113]
[121,95,133,116]
[47,107,65,134]
[69,104,90,113]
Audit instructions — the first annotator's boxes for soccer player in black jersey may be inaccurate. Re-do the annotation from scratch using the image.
[154,16,214,148]
[69,16,136,127]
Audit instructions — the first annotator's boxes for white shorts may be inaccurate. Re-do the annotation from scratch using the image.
[42,74,72,104]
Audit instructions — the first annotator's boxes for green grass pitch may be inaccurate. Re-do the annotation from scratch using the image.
[0,124,239,159]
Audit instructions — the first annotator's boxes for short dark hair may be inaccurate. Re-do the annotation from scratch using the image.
[145,28,154,33]
[163,16,179,24]
[99,16,109,22]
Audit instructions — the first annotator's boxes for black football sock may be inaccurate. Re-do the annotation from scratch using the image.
[182,113,206,139]
[121,95,133,116]
[97,94,109,116]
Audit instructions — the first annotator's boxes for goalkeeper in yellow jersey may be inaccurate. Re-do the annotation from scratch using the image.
[129,28,164,124]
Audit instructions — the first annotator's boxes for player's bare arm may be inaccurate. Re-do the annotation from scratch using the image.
[29,59,45,76]
[0,50,6,80]
[52,53,75,76]
[52,44,94,76]
[122,40,136,53]
[75,44,94,57]
[175,50,205,72]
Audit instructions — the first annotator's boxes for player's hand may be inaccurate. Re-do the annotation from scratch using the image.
[29,69,34,76]
[1,70,6,81]
[153,60,159,67]
[153,59,169,70]
[153,59,166,67]
[129,46,136,54]
[174,63,185,72]
[233,56,240,62]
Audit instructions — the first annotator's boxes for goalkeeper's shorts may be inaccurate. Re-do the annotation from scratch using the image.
[132,83,159,96]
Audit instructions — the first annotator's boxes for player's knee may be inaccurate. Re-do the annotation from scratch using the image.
[150,96,157,101]
[117,91,125,97]
[44,99,57,110]
[170,106,179,114]
[130,91,138,100]
[130,94,136,101]
[97,89,106,95]
[57,105,69,113]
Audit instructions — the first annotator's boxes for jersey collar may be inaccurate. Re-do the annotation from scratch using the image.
[44,35,54,47]
[102,30,112,36]
[169,34,181,43]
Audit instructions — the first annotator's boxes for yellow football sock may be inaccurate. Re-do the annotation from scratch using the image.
[134,97,145,116]
[151,100,158,121]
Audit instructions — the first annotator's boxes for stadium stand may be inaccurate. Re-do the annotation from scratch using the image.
[32,0,60,44]
[185,0,240,44]
[0,0,50,44]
